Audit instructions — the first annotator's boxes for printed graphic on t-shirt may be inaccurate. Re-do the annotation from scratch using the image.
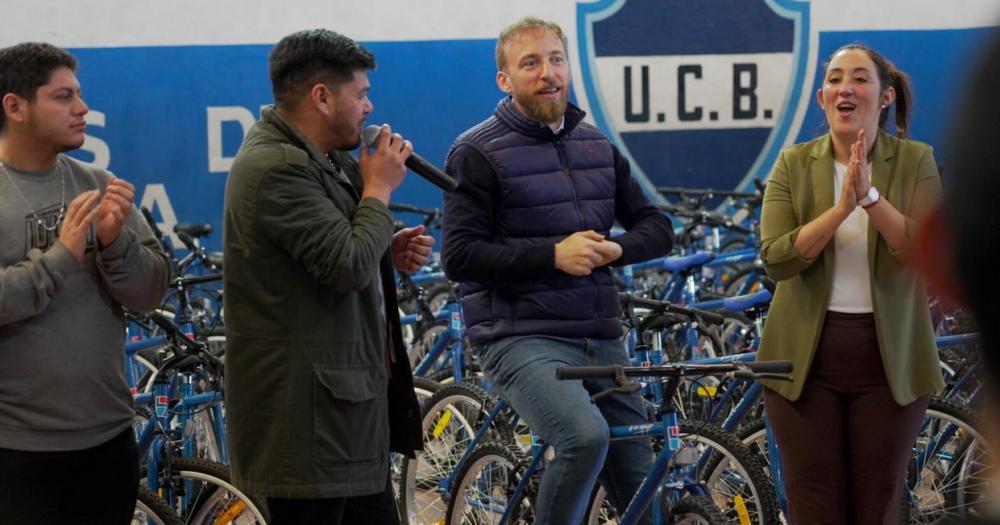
[23,202,95,254]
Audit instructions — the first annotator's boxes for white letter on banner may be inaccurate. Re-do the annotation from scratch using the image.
[139,183,181,248]
[81,110,111,169]
[207,106,256,173]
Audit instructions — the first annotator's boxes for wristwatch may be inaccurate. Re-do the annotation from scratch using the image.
[858,185,880,209]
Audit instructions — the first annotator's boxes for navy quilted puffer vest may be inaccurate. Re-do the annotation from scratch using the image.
[454,98,622,345]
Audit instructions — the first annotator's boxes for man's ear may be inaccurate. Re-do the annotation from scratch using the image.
[309,83,335,116]
[496,71,512,94]
[2,93,27,125]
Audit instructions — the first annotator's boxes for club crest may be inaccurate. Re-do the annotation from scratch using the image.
[577,0,810,199]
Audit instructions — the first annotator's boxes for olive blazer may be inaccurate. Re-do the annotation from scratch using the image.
[757,130,944,405]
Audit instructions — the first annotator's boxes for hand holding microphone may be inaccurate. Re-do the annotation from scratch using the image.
[359,124,412,204]
[363,124,458,192]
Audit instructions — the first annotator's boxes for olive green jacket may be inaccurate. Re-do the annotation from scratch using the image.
[757,131,944,405]
[223,106,421,498]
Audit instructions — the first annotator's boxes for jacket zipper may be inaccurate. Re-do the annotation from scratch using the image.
[555,140,601,321]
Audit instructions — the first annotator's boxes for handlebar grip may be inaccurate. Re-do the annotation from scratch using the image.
[619,294,669,310]
[175,230,198,251]
[556,366,619,380]
[389,202,422,213]
[747,360,794,374]
[140,207,165,239]
[148,311,178,333]
[691,308,726,326]
[753,373,795,382]
[177,273,223,287]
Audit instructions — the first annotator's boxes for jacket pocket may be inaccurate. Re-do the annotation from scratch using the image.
[313,367,388,465]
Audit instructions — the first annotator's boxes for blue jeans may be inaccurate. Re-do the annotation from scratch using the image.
[480,335,653,525]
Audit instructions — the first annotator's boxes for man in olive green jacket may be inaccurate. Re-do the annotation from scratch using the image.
[223,29,430,523]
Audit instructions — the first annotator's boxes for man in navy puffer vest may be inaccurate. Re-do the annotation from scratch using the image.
[441,17,673,524]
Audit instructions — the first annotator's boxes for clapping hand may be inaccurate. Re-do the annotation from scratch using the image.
[96,177,135,247]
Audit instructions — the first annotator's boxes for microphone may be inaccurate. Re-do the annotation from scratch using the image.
[362,125,458,192]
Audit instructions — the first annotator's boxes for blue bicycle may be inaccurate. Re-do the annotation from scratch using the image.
[444,359,792,524]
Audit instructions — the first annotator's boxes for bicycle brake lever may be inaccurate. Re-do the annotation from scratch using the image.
[589,379,642,403]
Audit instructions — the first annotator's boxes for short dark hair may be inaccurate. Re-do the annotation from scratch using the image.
[269,29,376,109]
[0,42,77,130]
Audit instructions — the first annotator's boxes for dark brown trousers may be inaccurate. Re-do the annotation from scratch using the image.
[763,311,929,524]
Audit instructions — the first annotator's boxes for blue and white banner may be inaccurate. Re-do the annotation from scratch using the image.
[5,0,997,250]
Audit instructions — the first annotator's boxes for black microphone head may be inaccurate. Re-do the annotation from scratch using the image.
[362,124,383,148]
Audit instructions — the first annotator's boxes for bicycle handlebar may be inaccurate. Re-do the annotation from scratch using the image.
[656,186,762,199]
[140,207,165,241]
[175,230,198,252]
[660,206,754,236]
[618,293,726,326]
[555,360,794,381]
[389,202,442,217]
[172,273,223,287]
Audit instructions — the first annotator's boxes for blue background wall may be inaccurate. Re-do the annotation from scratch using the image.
[37,1,997,252]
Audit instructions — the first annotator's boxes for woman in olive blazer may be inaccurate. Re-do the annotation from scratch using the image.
[757,44,943,524]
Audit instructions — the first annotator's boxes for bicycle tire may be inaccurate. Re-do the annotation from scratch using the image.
[412,376,443,403]
[905,395,993,524]
[155,456,268,524]
[430,363,486,386]
[408,321,449,370]
[667,495,728,525]
[392,376,444,513]
[135,485,184,525]
[400,382,514,525]
[583,483,616,525]
[586,482,708,525]
[685,419,781,525]
[444,442,532,525]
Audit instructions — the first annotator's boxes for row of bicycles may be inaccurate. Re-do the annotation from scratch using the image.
[389,188,990,525]
[122,185,990,524]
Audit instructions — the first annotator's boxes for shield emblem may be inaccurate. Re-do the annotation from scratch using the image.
[577,0,810,200]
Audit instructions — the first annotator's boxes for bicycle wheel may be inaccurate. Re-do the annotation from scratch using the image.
[156,457,268,524]
[905,396,994,524]
[583,482,626,525]
[401,383,513,525]
[408,321,449,371]
[667,495,728,525]
[722,266,761,297]
[581,469,728,524]
[135,485,184,525]
[392,376,443,516]
[685,420,781,525]
[445,442,532,525]
[204,326,227,359]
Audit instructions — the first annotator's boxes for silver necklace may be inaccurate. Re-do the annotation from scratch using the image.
[1,158,66,233]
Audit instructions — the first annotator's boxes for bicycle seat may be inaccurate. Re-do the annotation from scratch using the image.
[174,223,213,238]
[662,251,715,273]
[722,289,772,311]
[206,252,224,270]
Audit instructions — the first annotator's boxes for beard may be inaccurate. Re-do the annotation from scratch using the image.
[26,114,85,153]
[330,110,363,151]
[512,84,569,124]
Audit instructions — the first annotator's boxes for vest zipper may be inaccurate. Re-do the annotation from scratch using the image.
[555,140,601,322]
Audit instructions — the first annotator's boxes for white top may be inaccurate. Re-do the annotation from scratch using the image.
[828,161,874,313]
